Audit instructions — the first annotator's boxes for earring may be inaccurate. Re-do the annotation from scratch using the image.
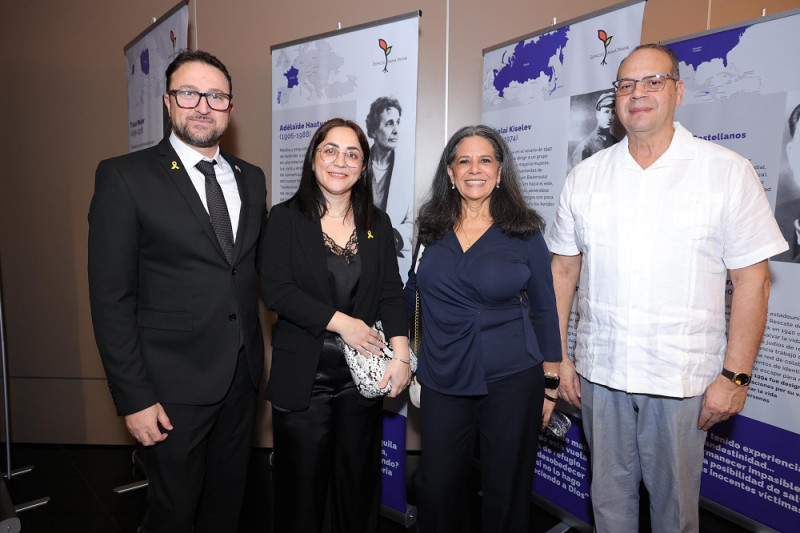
[451,181,455,190]
[496,180,501,189]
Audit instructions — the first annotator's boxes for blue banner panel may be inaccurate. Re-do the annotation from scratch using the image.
[702,415,800,531]
[532,413,593,524]
[380,411,409,512]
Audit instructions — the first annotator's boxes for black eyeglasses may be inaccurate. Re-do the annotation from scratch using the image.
[167,89,233,111]
[612,74,677,96]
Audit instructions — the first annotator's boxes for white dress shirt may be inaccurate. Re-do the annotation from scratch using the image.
[169,133,242,239]
[548,123,788,397]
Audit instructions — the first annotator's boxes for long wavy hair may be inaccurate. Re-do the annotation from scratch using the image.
[293,118,376,231]
[416,125,545,245]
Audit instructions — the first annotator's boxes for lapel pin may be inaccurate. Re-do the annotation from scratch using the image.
[170,161,180,170]
[235,165,241,173]
[367,231,374,239]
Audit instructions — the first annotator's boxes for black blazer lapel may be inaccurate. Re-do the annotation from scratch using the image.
[225,152,249,265]
[353,226,379,312]
[157,139,229,264]
[295,210,333,304]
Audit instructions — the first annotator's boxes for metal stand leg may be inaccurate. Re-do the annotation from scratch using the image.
[0,276,50,520]
[113,447,148,495]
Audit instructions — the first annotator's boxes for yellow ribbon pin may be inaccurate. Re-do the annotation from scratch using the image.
[367,231,374,239]
[171,161,180,170]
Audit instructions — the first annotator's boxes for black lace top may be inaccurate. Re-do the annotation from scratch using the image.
[322,229,361,316]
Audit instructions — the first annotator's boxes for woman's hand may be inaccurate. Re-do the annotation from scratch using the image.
[327,311,384,357]
[541,361,560,429]
[380,336,412,397]
[541,389,557,430]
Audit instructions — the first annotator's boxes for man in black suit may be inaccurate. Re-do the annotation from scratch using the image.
[89,50,267,532]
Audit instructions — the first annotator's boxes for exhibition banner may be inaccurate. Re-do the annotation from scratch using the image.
[271,12,420,516]
[665,10,800,531]
[124,1,189,153]
[271,12,419,282]
[481,1,646,526]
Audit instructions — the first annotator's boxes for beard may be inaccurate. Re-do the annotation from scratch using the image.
[172,116,226,148]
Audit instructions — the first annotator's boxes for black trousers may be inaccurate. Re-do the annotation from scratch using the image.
[417,364,544,533]
[140,348,257,533]
[272,337,383,533]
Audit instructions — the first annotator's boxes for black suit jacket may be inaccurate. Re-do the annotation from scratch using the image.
[262,199,407,410]
[88,138,268,416]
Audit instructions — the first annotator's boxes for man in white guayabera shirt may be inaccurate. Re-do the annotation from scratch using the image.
[548,44,788,532]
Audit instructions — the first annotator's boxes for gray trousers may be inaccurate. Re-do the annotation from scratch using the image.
[580,377,707,533]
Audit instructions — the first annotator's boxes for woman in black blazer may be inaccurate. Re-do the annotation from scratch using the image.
[262,118,412,532]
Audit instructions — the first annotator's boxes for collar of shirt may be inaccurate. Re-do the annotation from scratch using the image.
[168,132,241,239]
[619,122,696,171]
[169,132,228,174]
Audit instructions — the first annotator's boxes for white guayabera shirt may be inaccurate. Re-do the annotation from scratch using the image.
[548,123,788,398]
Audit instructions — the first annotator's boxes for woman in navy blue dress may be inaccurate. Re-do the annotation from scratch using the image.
[405,125,561,532]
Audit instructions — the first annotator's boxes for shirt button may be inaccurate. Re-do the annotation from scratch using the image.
[228,314,237,321]
[231,267,237,275]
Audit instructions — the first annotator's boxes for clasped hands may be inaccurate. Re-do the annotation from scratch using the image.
[337,315,411,398]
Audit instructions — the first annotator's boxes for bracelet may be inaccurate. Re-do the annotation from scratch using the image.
[393,357,411,364]
[544,393,558,403]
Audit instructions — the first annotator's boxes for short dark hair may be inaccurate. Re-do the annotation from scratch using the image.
[789,104,800,138]
[365,96,402,138]
[293,118,376,231]
[618,43,680,80]
[416,125,545,245]
[165,49,233,94]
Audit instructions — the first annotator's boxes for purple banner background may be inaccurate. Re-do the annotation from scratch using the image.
[532,412,594,525]
[702,415,800,531]
[381,411,408,512]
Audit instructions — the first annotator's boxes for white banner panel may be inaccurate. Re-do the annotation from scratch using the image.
[481,1,646,525]
[271,13,420,282]
[270,13,421,516]
[124,1,189,153]
[666,11,800,530]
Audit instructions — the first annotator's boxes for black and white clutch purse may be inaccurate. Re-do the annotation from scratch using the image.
[338,320,418,398]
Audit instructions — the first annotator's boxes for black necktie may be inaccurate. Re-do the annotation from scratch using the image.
[196,160,234,263]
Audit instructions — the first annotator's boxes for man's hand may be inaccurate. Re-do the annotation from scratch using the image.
[125,403,173,446]
[697,376,749,431]
[558,357,582,408]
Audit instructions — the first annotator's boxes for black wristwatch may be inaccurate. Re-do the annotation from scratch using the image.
[721,368,751,386]
[544,373,560,390]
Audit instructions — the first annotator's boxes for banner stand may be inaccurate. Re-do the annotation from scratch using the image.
[0,271,50,519]
[699,497,779,533]
[530,494,590,533]
[379,503,417,527]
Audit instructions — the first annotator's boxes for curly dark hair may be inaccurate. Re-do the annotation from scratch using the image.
[365,96,402,139]
[292,118,376,231]
[416,125,545,245]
